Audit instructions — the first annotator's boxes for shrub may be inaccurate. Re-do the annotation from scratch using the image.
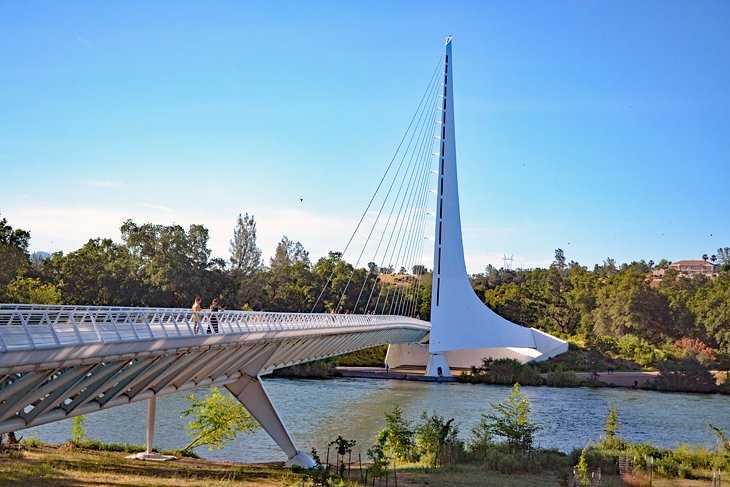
[461,358,543,386]
[181,387,260,452]
[647,356,718,392]
[616,335,656,367]
[70,416,86,447]
[545,367,581,387]
[478,383,539,453]
[380,404,418,462]
[20,435,44,448]
[413,411,462,467]
[602,405,621,449]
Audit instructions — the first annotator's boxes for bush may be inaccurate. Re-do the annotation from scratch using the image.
[460,358,543,386]
[270,358,341,379]
[616,335,656,367]
[413,411,463,467]
[380,404,418,462]
[646,356,718,392]
[475,383,539,453]
[545,367,582,387]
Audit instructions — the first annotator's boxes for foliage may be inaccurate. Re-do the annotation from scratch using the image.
[477,383,539,453]
[647,356,718,392]
[366,430,390,479]
[6,276,61,304]
[229,213,262,277]
[545,366,581,387]
[6,208,730,369]
[379,403,418,462]
[671,337,716,363]
[300,447,337,486]
[181,387,260,452]
[414,411,461,467]
[602,405,621,448]
[575,440,591,486]
[0,215,31,299]
[70,416,86,447]
[459,358,543,386]
[328,435,356,477]
[271,358,340,379]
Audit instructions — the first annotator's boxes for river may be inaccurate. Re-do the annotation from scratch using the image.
[23,378,730,463]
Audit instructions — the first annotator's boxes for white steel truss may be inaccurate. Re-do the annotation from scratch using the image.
[0,304,429,465]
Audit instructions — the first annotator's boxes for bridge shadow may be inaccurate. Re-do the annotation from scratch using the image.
[0,445,294,486]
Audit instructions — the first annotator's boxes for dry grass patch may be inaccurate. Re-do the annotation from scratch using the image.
[0,445,300,486]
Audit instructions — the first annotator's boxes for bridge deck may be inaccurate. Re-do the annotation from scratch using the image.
[0,304,429,353]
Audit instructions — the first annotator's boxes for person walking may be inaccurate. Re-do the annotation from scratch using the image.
[208,298,224,334]
[191,296,203,334]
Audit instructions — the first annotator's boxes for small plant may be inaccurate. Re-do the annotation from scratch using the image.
[328,435,356,478]
[181,387,260,452]
[414,411,459,467]
[603,405,620,448]
[71,416,86,447]
[576,440,591,486]
[479,383,539,453]
[367,430,390,480]
[302,448,334,487]
[22,434,44,448]
[380,403,417,461]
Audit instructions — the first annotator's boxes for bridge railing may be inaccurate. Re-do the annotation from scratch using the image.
[0,304,429,353]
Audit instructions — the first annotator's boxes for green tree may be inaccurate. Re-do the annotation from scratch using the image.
[478,383,539,453]
[229,213,262,277]
[414,411,459,467]
[52,238,143,305]
[6,276,61,304]
[592,270,670,343]
[380,403,417,462]
[0,215,31,298]
[266,237,314,312]
[690,272,730,353]
[181,387,259,452]
[367,430,390,479]
[121,220,212,306]
[550,248,567,273]
[229,213,265,309]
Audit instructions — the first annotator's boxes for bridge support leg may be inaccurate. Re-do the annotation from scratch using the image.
[425,353,452,378]
[226,377,315,468]
[130,396,174,461]
[146,396,156,454]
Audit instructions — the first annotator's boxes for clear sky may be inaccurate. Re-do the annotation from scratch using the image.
[2,1,729,272]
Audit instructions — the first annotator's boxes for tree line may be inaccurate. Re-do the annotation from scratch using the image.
[473,248,730,358]
[2,213,729,357]
[0,213,430,318]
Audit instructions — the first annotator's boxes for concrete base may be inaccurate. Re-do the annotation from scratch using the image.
[425,353,452,378]
[127,452,177,462]
[286,450,317,468]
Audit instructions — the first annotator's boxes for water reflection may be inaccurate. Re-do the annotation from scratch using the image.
[24,378,730,463]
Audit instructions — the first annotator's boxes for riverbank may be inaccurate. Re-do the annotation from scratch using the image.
[0,444,715,487]
[336,366,658,388]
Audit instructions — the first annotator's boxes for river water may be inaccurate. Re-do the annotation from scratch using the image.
[23,378,730,463]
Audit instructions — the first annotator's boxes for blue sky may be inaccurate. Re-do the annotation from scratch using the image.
[1,1,729,272]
